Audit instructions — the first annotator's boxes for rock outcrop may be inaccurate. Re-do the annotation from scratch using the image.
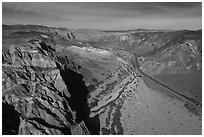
[2,26,92,134]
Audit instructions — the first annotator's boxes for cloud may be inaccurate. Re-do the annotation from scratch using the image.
[2,2,202,30]
[2,3,41,17]
[2,2,65,22]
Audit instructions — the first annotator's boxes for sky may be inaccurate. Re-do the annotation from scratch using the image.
[2,2,202,30]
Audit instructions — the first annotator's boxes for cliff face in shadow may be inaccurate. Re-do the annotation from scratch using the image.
[57,65,100,134]
[2,102,21,135]
[58,66,90,121]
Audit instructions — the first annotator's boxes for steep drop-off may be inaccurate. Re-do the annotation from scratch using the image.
[2,27,97,134]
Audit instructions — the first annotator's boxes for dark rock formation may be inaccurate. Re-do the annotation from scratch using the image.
[2,25,97,134]
[2,102,21,135]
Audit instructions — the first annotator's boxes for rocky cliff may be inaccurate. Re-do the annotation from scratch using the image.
[2,25,94,134]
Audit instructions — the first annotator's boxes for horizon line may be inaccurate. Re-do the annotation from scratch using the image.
[2,23,202,31]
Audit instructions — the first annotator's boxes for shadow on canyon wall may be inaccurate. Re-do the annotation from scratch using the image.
[2,102,21,135]
[58,65,100,135]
